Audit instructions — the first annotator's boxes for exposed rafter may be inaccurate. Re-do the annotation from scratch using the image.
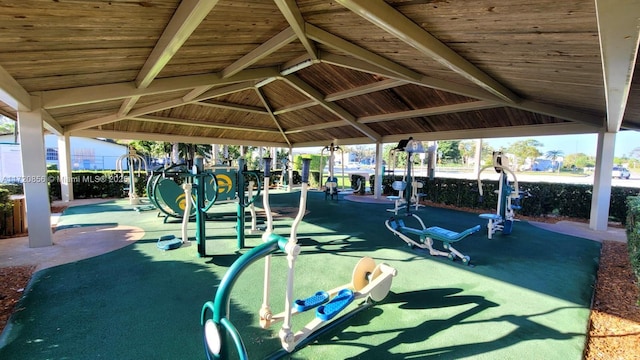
[282,74,381,142]
[325,79,406,102]
[42,110,63,135]
[222,27,297,78]
[319,52,502,102]
[254,87,291,146]
[272,99,317,115]
[42,67,280,110]
[274,0,318,60]
[285,120,344,134]
[358,101,502,124]
[320,52,604,128]
[0,65,31,111]
[595,0,640,132]
[65,82,256,132]
[138,115,281,134]
[335,0,520,104]
[195,100,269,114]
[75,129,286,147]
[382,122,600,144]
[307,23,421,82]
[118,1,219,116]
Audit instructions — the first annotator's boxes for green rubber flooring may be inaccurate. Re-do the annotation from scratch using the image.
[0,190,600,359]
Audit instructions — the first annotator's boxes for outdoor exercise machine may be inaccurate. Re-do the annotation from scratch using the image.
[148,157,262,256]
[319,143,345,200]
[385,214,480,265]
[386,138,427,215]
[477,151,523,239]
[116,147,148,205]
[201,158,397,359]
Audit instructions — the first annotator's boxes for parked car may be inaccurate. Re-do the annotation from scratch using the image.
[612,166,631,179]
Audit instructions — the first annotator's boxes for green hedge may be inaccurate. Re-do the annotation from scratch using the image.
[373,175,638,224]
[625,196,640,303]
[48,170,148,200]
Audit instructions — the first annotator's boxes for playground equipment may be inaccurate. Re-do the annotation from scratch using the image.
[147,157,262,257]
[477,151,523,239]
[386,214,480,265]
[386,138,427,214]
[116,147,148,205]
[201,158,397,359]
[319,143,345,200]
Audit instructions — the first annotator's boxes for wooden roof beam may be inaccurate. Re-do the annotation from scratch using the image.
[382,122,600,144]
[325,79,406,102]
[65,82,255,133]
[138,115,281,134]
[222,27,297,78]
[42,110,63,135]
[595,0,640,133]
[321,52,603,128]
[285,120,344,134]
[254,87,291,146]
[282,74,381,142]
[118,1,219,116]
[335,0,520,104]
[316,43,503,103]
[307,23,421,82]
[137,0,218,89]
[0,65,31,111]
[75,129,286,147]
[195,100,268,114]
[274,0,318,60]
[272,99,317,115]
[358,101,502,124]
[42,67,280,109]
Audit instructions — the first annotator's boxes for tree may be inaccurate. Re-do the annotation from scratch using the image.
[563,153,595,170]
[458,140,475,165]
[506,139,543,169]
[544,149,564,172]
[437,140,461,164]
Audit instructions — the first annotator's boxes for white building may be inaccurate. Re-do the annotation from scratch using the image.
[0,134,127,171]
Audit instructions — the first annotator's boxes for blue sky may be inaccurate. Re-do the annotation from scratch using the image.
[486,131,639,158]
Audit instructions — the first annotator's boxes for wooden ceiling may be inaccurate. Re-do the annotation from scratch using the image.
[0,0,639,148]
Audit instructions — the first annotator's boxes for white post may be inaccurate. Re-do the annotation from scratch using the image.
[57,134,74,202]
[211,144,219,165]
[288,146,293,192]
[473,139,483,178]
[590,132,616,231]
[171,142,180,164]
[18,95,53,248]
[374,142,384,199]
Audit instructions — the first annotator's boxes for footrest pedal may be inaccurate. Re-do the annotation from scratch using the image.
[295,291,329,312]
[316,289,355,321]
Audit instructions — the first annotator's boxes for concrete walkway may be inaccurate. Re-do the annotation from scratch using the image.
[0,198,144,271]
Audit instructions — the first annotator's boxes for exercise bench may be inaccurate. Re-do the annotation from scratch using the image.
[385,214,480,265]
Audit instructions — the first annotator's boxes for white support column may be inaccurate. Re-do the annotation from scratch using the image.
[590,132,616,231]
[288,146,293,192]
[473,139,483,178]
[18,96,53,248]
[57,134,73,202]
[374,142,384,199]
[211,144,219,165]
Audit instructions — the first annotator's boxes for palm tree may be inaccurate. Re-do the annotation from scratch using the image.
[545,150,564,173]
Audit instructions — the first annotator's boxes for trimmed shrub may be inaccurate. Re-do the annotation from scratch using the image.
[377,175,638,224]
[625,196,640,302]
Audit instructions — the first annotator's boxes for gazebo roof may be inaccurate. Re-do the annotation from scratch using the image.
[1,0,638,147]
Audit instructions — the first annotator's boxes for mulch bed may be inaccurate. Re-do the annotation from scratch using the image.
[584,241,640,359]
[0,265,35,332]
